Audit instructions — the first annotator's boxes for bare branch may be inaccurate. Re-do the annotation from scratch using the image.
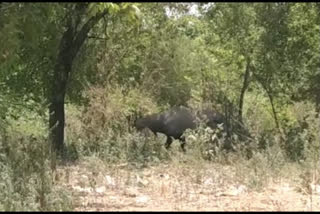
[87,36,108,40]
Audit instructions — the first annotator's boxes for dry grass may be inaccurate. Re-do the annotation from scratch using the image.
[55,157,320,211]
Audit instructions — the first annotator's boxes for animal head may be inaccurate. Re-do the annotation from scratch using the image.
[134,113,163,133]
[134,117,147,131]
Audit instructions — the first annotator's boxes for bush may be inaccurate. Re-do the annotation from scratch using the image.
[0,132,72,211]
[281,102,319,162]
[64,85,172,165]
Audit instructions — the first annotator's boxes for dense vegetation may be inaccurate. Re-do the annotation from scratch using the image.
[0,2,319,211]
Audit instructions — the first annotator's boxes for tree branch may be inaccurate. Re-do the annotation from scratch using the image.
[252,72,283,137]
[74,3,89,32]
[238,58,251,124]
[87,35,108,40]
[70,9,109,61]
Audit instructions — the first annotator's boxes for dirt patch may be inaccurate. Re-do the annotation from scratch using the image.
[56,160,320,211]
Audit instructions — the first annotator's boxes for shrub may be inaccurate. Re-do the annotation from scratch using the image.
[64,85,172,165]
[0,132,72,211]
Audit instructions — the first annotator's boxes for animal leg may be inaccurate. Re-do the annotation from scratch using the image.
[165,136,173,150]
[180,137,186,153]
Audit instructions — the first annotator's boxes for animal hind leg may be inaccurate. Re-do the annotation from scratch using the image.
[181,142,186,153]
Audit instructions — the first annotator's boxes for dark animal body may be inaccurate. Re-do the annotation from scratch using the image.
[134,106,225,152]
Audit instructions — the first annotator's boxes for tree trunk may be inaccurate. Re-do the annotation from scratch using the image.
[49,9,108,156]
[49,102,65,152]
[256,77,282,135]
[238,58,251,124]
[266,89,280,131]
[49,14,74,155]
[264,87,287,144]
[49,62,70,154]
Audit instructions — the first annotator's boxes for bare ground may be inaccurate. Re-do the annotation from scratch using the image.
[56,159,320,211]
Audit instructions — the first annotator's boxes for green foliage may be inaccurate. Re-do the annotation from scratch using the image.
[183,125,227,161]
